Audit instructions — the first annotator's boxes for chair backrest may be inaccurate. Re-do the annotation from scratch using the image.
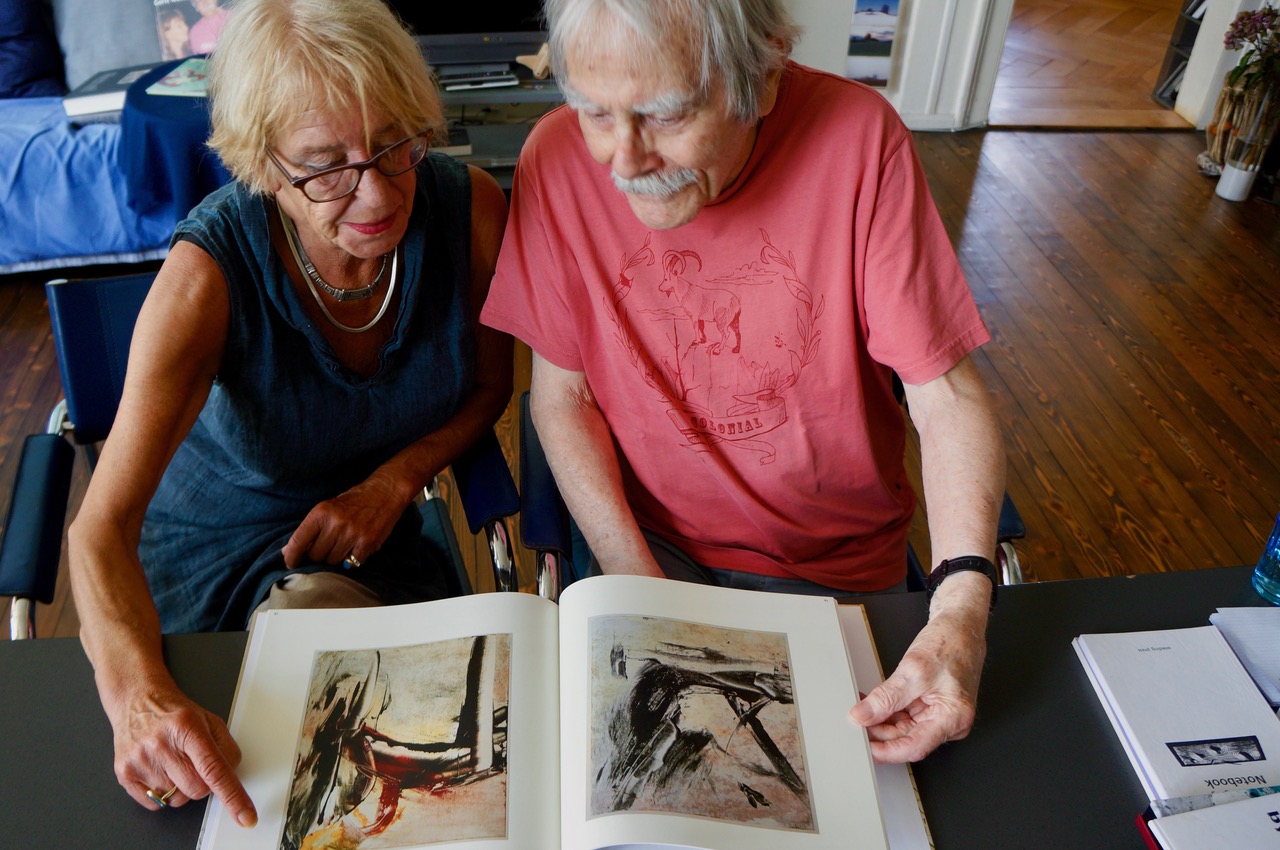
[45,273,155,444]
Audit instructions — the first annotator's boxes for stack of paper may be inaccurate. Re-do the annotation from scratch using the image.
[1148,789,1280,849]
[1073,627,1280,817]
[1211,607,1280,706]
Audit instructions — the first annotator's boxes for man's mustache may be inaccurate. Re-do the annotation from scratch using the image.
[612,167,698,197]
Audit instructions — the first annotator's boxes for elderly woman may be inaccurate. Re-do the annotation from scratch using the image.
[66,0,511,827]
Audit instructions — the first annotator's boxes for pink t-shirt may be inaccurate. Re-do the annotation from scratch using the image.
[189,8,228,55]
[483,62,990,591]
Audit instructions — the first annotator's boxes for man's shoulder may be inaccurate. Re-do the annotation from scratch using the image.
[768,61,909,166]
[522,104,587,162]
[781,61,904,128]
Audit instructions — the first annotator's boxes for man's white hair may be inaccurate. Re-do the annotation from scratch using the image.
[545,0,800,123]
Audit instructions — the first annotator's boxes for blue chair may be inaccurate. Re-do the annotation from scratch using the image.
[517,390,1025,599]
[0,272,521,638]
[518,391,572,600]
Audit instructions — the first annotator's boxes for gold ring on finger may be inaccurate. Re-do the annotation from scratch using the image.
[145,785,178,808]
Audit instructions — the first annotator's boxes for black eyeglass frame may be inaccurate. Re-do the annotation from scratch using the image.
[266,130,433,203]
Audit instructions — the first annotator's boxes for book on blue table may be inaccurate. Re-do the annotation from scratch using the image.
[198,575,891,850]
[62,61,163,118]
[144,57,208,97]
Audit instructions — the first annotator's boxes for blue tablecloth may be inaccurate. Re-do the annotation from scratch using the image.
[121,59,231,220]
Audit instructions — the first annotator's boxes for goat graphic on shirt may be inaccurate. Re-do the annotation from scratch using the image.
[604,230,823,465]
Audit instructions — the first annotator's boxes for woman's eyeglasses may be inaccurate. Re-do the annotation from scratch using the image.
[267,131,432,203]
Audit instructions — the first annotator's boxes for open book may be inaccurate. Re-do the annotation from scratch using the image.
[199,575,892,849]
[1074,626,1280,818]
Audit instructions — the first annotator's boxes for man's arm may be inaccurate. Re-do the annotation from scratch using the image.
[529,353,664,577]
[849,354,1004,763]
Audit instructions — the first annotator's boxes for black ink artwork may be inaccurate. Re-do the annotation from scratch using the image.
[589,614,816,832]
[1167,736,1265,767]
[281,634,510,849]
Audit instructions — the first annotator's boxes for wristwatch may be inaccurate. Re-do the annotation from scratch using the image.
[925,556,998,610]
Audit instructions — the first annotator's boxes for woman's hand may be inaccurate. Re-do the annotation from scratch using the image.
[108,682,257,827]
[282,470,412,567]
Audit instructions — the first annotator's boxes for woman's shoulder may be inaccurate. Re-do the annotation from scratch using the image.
[419,151,471,195]
[171,182,273,299]
[174,182,268,251]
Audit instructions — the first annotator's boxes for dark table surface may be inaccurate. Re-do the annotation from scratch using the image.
[0,564,1268,849]
[862,564,1269,850]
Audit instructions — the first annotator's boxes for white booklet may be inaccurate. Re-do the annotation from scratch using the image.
[199,575,890,849]
[1074,627,1280,816]
[1210,607,1280,706]
[1148,789,1280,848]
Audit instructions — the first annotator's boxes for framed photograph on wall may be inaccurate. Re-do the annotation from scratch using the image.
[846,0,898,88]
[154,0,230,60]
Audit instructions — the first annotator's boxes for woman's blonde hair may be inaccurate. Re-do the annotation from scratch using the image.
[207,0,444,194]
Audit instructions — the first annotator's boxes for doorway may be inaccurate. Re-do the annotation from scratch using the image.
[987,0,1192,128]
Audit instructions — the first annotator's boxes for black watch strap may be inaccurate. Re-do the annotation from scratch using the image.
[925,556,998,610]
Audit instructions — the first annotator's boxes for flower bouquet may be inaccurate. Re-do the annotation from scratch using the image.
[1207,6,1280,198]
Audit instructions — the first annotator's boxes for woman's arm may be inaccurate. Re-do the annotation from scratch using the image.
[68,242,256,824]
[282,166,515,567]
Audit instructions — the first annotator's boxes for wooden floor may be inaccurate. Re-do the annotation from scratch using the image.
[2,127,1278,638]
[990,0,1193,128]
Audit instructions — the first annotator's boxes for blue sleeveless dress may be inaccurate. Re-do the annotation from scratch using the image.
[139,153,474,632]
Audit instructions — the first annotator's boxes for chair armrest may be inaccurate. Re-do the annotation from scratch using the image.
[998,492,1026,542]
[0,434,75,605]
[517,392,571,557]
[451,430,519,535]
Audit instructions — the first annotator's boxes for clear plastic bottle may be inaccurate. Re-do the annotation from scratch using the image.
[1253,514,1280,605]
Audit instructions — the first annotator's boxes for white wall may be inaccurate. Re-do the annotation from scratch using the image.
[788,0,1016,131]
[786,0,855,76]
[1177,0,1263,129]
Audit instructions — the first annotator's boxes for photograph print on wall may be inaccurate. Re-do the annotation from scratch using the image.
[847,0,899,87]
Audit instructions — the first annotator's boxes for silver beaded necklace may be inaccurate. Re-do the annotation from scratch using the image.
[277,205,399,334]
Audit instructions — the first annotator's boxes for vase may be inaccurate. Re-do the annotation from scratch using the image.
[1216,161,1259,200]
[1211,80,1280,201]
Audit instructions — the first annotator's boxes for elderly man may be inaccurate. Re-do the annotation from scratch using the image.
[481,0,1004,764]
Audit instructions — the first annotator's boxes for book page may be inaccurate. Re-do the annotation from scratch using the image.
[1210,608,1280,705]
[838,605,934,849]
[1074,627,1280,803]
[199,592,561,850]
[557,575,888,850]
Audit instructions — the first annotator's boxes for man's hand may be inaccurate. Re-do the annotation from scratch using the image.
[849,591,988,763]
[109,684,257,827]
[282,471,410,568]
